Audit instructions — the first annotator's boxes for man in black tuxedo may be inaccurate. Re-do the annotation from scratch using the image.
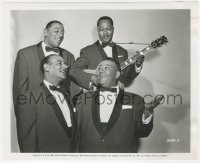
[75,58,162,153]
[20,54,76,152]
[70,16,144,90]
[13,20,79,152]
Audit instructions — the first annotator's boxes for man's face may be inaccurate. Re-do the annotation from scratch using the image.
[97,19,114,44]
[46,55,67,80]
[44,23,64,48]
[97,60,120,87]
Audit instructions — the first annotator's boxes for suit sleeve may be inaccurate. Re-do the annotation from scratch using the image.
[13,50,29,109]
[120,50,141,86]
[69,49,93,90]
[13,50,38,152]
[134,96,153,138]
[17,97,38,152]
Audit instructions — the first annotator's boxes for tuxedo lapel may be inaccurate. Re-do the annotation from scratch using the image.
[40,83,73,138]
[91,90,105,136]
[95,41,108,59]
[64,95,76,137]
[36,42,45,62]
[112,43,120,63]
[95,41,120,63]
[58,48,63,57]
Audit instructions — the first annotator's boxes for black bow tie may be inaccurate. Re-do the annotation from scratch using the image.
[49,85,68,95]
[102,42,115,48]
[45,46,59,53]
[98,87,117,93]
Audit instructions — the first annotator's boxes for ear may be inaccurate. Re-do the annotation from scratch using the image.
[115,71,120,79]
[44,28,48,37]
[43,63,50,72]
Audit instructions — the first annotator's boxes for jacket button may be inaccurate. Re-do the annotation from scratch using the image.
[101,138,105,142]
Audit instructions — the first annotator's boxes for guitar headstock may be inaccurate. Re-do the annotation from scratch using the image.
[150,35,168,48]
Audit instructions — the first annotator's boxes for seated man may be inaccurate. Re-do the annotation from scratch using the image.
[20,54,76,152]
[75,58,162,153]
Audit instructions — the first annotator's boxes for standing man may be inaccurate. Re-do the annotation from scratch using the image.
[70,16,144,90]
[19,54,76,152]
[13,20,78,152]
[75,58,161,153]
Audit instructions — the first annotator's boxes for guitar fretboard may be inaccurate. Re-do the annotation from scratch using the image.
[120,45,152,70]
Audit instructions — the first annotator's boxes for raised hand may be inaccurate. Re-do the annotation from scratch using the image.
[91,74,100,87]
[144,95,164,116]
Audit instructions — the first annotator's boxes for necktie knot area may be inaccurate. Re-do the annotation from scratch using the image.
[49,85,69,96]
[45,46,59,53]
[98,87,117,93]
[102,42,115,48]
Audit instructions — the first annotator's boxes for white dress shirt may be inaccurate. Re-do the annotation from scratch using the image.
[42,42,59,57]
[43,80,72,127]
[99,86,152,124]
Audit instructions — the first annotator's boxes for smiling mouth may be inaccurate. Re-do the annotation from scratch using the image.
[103,36,110,39]
[98,73,107,79]
[56,38,63,42]
[60,70,66,74]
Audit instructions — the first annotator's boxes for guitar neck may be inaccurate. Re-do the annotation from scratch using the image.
[120,45,152,70]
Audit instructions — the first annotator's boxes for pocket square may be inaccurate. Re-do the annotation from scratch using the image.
[118,55,124,58]
[122,105,132,110]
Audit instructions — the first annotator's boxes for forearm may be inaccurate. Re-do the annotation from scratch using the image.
[135,98,153,138]
[69,67,92,90]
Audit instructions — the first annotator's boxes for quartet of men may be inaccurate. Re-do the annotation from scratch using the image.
[13,16,163,153]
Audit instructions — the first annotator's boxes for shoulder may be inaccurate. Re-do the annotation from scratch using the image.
[18,43,39,54]
[59,47,74,58]
[115,44,128,53]
[81,41,98,52]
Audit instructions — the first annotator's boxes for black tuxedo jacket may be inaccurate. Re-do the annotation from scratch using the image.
[75,89,153,153]
[70,41,140,90]
[19,83,76,152]
[13,42,79,151]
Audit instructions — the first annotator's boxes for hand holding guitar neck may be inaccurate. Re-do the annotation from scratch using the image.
[134,51,145,67]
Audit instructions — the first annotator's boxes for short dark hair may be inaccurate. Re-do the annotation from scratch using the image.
[40,54,58,75]
[45,20,63,29]
[104,57,121,72]
[97,16,114,27]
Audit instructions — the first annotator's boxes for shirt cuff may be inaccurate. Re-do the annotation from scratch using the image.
[135,64,142,73]
[142,113,153,124]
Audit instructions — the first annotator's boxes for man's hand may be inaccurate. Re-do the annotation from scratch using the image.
[91,75,100,87]
[144,95,164,116]
[134,51,145,67]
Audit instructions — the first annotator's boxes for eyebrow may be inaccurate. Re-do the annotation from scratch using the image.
[56,59,64,62]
